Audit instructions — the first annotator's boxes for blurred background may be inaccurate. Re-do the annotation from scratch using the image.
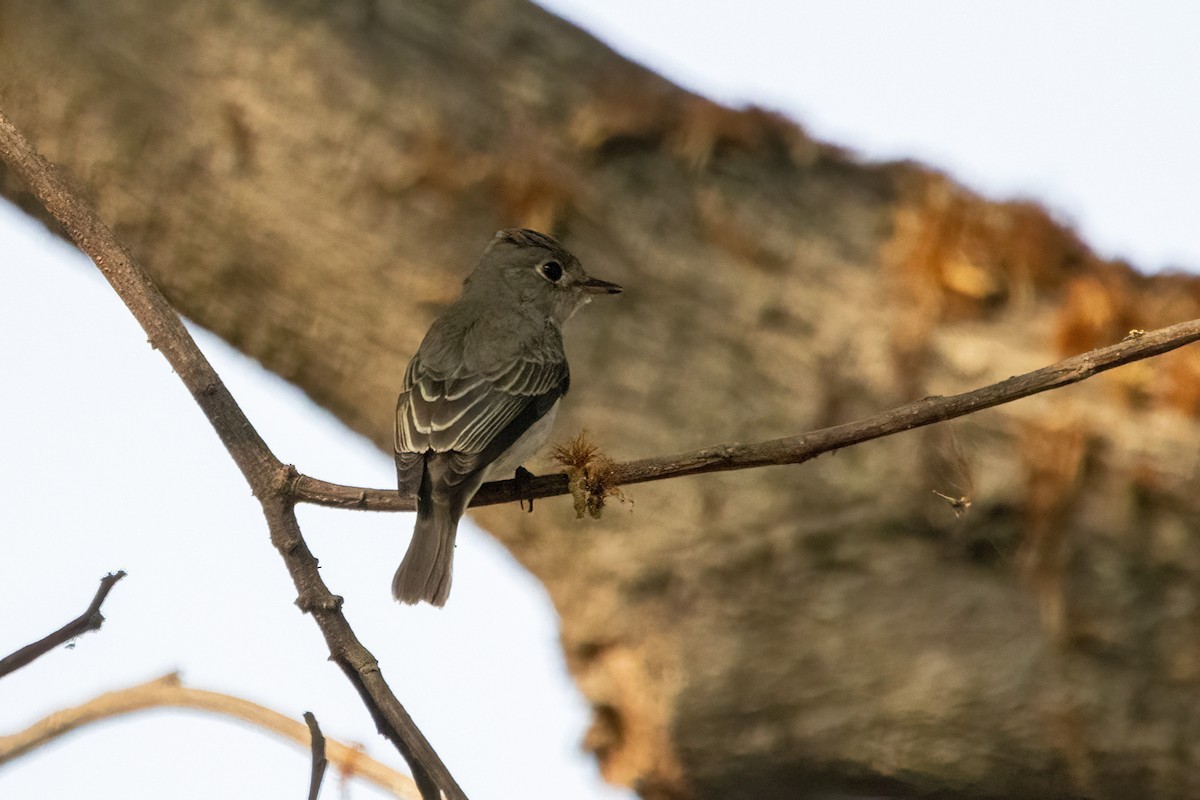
[2,2,1198,799]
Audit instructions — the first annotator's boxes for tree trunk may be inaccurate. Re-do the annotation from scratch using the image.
[4,1,1200,797]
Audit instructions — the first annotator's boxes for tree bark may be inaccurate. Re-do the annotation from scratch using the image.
[4,1,1200,798]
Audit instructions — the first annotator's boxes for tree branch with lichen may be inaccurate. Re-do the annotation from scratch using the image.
[291,323,1200,516]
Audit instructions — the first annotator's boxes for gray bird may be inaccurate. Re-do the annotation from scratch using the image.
[393,229,622,606]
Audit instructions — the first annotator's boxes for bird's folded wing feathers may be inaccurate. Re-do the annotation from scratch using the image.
[395,351,569,494]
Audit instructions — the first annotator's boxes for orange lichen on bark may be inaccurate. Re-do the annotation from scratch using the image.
[885,171,1094,321]
[1055,266,1200,416]
[1017,417,1092,641]
[887,169,1200,419]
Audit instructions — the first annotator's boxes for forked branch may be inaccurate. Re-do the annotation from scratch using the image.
[0,108,461,800]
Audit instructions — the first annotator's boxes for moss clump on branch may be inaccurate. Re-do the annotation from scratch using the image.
[551,430,625,519]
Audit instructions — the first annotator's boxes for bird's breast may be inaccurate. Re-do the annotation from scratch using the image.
[481,402,560,481]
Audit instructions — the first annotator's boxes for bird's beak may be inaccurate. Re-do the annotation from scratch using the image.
[581,276,623,295]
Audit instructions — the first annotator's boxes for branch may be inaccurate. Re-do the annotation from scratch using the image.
[0,109,462,799]
[304,712,329,800]
[292,323,1200,512]
[0,673,419,799]
[0,571,126,679]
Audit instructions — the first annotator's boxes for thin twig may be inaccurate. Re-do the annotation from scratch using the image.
[0,673,419,799]
[304,712,329,800]
[0,107,463,800]
[0,571,126,679]
[290,321,1200,512]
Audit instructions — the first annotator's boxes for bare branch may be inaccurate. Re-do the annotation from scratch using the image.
[259,492,455,800]
[0,674,419,799]
[0,571,126,679]
[304,712,329,800]
[0,108,463,800]
[292,322,1200,512]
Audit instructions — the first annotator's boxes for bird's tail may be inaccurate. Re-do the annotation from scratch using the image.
[393,493,459,606]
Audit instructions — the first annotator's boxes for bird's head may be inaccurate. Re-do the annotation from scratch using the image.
[465,228,622,324]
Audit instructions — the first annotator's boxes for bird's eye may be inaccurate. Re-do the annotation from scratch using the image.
[538,260,563,282]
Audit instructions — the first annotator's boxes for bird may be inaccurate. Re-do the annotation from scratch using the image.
[392,228,622,606]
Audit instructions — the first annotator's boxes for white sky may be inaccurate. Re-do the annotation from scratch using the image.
[543,0,1200,272]
[2,4,1198,800]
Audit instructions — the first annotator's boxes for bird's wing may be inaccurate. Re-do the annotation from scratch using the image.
[395,350,569,495]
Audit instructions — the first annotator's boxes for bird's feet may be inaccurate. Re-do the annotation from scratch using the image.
[515,466,536,513]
